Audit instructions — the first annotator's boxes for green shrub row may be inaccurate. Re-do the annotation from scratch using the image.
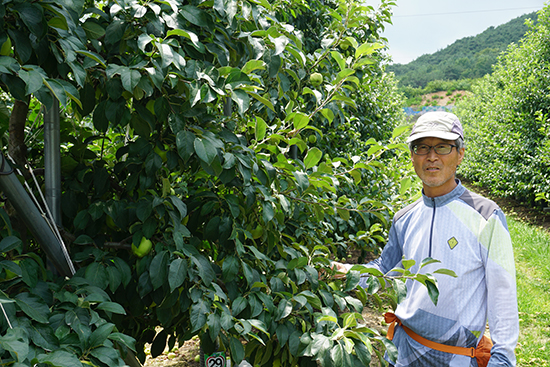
[456,6,550,205]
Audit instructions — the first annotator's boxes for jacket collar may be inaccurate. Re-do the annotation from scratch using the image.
[422,179,465,207]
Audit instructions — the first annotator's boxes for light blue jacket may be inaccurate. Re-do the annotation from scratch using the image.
[360,181,518,367]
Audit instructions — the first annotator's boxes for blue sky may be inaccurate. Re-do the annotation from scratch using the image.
[381,0,547,64]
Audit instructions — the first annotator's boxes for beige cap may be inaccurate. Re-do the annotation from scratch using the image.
[406,111,464,143]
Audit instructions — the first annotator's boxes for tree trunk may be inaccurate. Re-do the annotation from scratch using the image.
[8,98,30,177]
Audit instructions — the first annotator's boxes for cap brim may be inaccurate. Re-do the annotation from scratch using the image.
[406,131,461,143]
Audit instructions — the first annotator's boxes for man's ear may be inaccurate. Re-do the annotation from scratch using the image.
[457,147,465,166]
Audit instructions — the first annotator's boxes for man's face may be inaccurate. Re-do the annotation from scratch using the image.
[411,137,465,197]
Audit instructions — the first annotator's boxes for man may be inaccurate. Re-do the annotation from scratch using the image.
[335,111,519,366]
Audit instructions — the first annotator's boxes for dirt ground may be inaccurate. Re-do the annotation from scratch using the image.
[416,90,471,107]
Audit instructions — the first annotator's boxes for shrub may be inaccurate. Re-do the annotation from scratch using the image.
[456,8,550,204]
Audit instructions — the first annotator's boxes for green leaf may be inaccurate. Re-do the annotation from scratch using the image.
[18,68,44,95]
[108,332,136,352]
[207,313,221,341]
[433,268,458,277]
[392,124,410,138]
[37,350,82,367]
[293,171,309,191]
[293,112,309,130]
[19,258,38,288]
[249,0,272,10]
[190,300,208,332]
[331,342,343,366]
[255,116,267,141]
[229,337,245,364]
[275,299,293,321]
[75,50,106,67]
[402,258,415,270]
[425,279,439,305]
[29,323,59,351]
[121,67,141,92]
[96,301,126,315]
[168,258,188,292]
[222,255,239,282]
[112,257,132,288]
[247,91,275,112]
[85,262,108,289]
[304,147,322,169]
[106,266,121,293]
[262,201,275,223]
[420,257,441,269]
[82,19,106,39]
[392,279,407,304]
[43,79,68,107]
[231,296,247,316]
[400,177,412,195]
[344,271,360,292]
[151,330,168,358]
[355,42,384,59]
[191,255,215,286]
[0,328,29,362]
[14,293,49,323]
[287,257,308,270]
[13,3,44,37]
[150,251,169,290]
[181,5,208,27]
[136,199,152,222]
[194,137,217,164]
[90,345,120,365]
[0,236,22,253]
[242,59,265,74]
[231,89,250,116]
[89,323,115,348]
[177,130,196,162]
[349,265,384,277]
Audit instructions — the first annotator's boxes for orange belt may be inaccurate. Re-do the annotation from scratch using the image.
[384,312,477,358]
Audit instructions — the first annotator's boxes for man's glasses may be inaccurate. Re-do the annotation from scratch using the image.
[412,144,457,155]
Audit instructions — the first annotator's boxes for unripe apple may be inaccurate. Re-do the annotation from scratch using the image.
[132,237,153,257]
[309,72,323,87]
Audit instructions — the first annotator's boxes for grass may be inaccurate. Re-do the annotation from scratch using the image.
[507,217,550,366]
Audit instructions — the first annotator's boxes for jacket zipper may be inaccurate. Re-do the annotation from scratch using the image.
[429,197,436,257]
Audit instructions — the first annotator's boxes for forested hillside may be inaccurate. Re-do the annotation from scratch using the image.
[388,12,538,88]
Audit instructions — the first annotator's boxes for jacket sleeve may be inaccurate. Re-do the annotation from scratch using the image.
[483,209,519,367]
[357,220,404,288]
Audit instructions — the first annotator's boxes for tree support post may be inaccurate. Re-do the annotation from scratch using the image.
[0,153,73,277]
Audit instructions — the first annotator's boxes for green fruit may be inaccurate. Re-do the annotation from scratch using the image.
[106,215,117,230]
[309,72,323,87]
[340,42,349,50]
[251,225,264,239]
[308,135,317,143]
[0,37,11,56]
[154,145,167,162]
[194,355,200,362]
[132,237,153,258]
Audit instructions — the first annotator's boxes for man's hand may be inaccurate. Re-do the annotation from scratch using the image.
[330,261,349,279]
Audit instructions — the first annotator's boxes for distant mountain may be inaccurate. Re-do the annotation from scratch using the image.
[387,12,539,88]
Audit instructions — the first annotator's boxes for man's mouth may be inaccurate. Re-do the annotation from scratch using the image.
[426,166,440,172]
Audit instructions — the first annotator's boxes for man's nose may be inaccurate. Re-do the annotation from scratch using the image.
[426,149,439,160]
